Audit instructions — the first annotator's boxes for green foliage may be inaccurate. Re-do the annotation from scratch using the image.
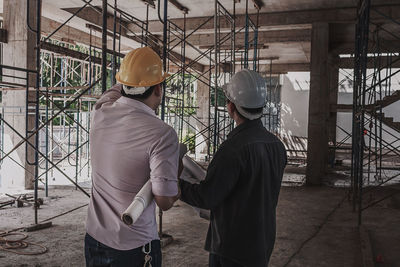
[183,133,196,153]
[210,86,226,107]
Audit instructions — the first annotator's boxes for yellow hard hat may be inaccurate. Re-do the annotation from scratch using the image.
[115,47,169,87]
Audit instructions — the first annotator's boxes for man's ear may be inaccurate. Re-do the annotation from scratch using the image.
[153,84,162,97]
[227,101,236,114]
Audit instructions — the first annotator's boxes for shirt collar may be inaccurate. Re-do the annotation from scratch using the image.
[227,118,263,139]
[115,96,157,117]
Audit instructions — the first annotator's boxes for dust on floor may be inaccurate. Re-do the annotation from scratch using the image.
[1,186,399,267]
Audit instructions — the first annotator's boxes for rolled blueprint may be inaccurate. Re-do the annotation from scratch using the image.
[122,180,152,225]
[180,155,210,220]
[122,143,188,226]
[179,143,188,159]
[182,155,206,182]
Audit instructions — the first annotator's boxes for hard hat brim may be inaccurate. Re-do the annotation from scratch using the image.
[235,105,263,120]
[115,72,170,88]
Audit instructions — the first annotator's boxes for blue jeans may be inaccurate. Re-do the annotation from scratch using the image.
[84,233,161,267]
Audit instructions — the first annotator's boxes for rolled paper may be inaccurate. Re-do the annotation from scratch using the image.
[182,155,206,182]
[180,153,209,221]
[122,180,152,225]
[121,143,188,226]
[179,143,188,160]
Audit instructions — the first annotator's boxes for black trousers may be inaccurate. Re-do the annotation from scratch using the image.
[84,233,161,267]
[209,253,244,267]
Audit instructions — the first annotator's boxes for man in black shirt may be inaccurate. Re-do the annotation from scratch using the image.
[179,69,287,267]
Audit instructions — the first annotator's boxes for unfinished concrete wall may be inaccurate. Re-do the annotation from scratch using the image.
[1,0,39,190]
[281,75,399,146]
[280,75,309,138]
[336,92,400,145]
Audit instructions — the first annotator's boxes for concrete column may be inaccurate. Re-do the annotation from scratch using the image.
[1,0,39,190]
[328,55,339,166]
[306,22,330,185]
[195,78,210,160]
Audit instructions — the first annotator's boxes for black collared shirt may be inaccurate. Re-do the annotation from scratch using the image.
[179,119,287,267]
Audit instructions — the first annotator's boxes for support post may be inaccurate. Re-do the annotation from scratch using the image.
[306,22,330,185]
[1,0,39,190]
[328,54,339,168]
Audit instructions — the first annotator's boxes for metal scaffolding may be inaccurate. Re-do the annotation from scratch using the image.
[351,0,400,225]
[0,0,266,235]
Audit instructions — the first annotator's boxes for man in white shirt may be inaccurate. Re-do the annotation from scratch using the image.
[85,47,180,267]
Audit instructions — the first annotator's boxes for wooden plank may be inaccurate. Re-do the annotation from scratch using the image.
[169,0,189,14]
[251,0,263,10]
[24,221,53,232]
[40,42,125,66]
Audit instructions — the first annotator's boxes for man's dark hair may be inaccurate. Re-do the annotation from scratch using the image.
[121,85,157,100]
[237,106,264,120]
[227,99,263,120]
[241,106,264,114]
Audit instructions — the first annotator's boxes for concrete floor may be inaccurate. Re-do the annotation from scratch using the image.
[0,185,399,267]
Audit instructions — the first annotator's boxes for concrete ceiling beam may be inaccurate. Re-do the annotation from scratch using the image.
[63,6,205,73]
[182,29,311,47]
[338,56,400,69]
[62,6,127,35]
[257,63,310,73]
[331,39,400,54]
[127,5,400,34]
[41,16,101,46]
[198,44,268,50]
[40,16,132,52]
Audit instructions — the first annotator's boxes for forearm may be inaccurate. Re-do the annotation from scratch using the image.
[179,179,211,210]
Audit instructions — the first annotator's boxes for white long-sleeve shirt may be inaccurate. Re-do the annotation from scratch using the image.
[86,84,179,250]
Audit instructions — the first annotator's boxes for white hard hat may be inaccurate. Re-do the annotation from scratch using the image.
[223,69,267,120]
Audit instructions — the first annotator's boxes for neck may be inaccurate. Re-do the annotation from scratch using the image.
[138,98,157,111]
[233,114,247,126]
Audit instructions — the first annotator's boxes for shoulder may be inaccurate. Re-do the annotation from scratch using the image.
[93,84,122,110]
[152,119,178,142]
[229,126,285,154]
